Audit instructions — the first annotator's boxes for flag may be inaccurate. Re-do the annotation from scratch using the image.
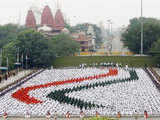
[21,54,23,68]
[7,57,9,68]
[21,54,23,62]
[26,54,28,60]
[17,53,19,62]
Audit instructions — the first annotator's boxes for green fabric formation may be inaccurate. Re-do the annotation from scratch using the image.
[47,70,139,110]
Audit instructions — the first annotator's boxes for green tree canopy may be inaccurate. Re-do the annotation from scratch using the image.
[15,29,55,67]
[65,23,76,33]
[121,17,160,54]
[0,24,25,69]
[150,39,160,63]
[0,24,25,48]
[151,39,160,52]
[2,41,17,69]
[51,33,80,57]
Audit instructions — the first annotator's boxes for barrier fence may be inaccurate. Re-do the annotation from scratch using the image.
[75,52,133,56]
[1,114,160,119]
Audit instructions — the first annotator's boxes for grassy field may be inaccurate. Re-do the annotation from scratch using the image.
[53,56,156,68]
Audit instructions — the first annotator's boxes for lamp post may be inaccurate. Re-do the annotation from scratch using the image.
[21,53,23,69]
[141,0,143,55]
[0,48,3,67]
[25,53,28,70]
[107,19,113,55]
[107,19,111,34]
[7,56,9,73]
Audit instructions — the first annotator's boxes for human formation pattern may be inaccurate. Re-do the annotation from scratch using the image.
[0,68,160,116]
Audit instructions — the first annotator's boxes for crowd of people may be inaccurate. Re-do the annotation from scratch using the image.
[0,70,18,83]
[0,67,160,117]
[79,62,123,68]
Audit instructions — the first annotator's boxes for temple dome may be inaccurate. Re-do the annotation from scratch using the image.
[38,25,52,32]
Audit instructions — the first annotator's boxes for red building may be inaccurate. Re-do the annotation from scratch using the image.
[25,5,66,35]
[55,9,65,30]
[72,32,93,52]
[25,10,36,29]
[41,5,55,28]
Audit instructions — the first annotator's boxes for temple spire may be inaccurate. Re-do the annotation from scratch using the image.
[25,10,36,29]
[41,5,55,28]
[55,0,61,10]
[54,8,65,30]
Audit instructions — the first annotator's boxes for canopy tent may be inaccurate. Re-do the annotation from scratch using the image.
[0,67,8,70]
[14,62,21,66]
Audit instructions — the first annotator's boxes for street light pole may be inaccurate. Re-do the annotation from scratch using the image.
[107,19,113,55]
[107,19,111,34]
[141,0,143,55]
[21,53,23,69]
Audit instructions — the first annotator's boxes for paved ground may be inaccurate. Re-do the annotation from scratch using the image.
[0,70,32,90]
[154,68,160,76]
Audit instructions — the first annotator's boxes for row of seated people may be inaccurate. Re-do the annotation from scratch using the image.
[0,68,29,83]
[79,62,124,68]
[0,67,160,116]
[1,110,149,119]
[0,70,17,83]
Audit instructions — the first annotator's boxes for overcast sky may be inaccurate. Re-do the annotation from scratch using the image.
[0,0,160,28]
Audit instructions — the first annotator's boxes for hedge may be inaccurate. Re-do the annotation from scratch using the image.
[53,56,156,68]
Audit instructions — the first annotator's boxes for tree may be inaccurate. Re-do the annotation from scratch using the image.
[0,24,26,69]
[0,24,24,48]
[2,41,17,69]
[15,29,55,67]
[65,23,76,33]
[51,33,80,56]
[121,17,160,54]
[150,39,160,63]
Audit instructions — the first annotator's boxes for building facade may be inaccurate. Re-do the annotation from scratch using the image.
[25,5,67,36]
[72,32,94,52]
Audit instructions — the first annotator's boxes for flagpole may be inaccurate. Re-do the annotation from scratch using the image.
[7,56,9,74]
[21,53,23,69]
[26,54,27,70]
[141,0,143,55]
[0,48,3,67]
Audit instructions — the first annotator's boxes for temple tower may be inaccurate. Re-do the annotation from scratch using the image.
[25,10,36,29]
[41,5,55,28]
[54,9,65,30]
